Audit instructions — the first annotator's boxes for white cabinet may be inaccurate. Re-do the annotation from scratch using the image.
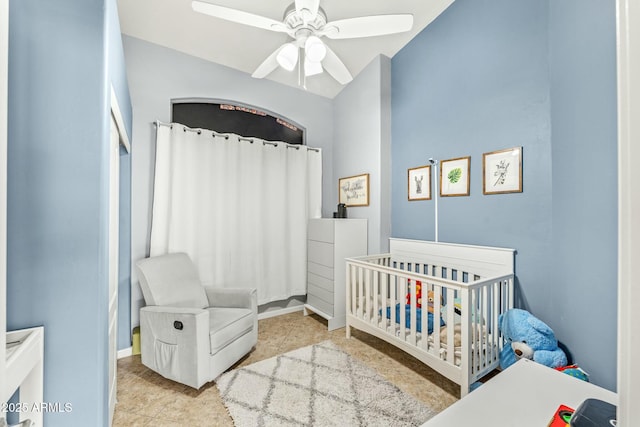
[304,219,367,331]
[3,327,44,426]
[423,359,617,427]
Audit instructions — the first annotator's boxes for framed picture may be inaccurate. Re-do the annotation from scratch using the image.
[483,147,523,194]
[440,156,471,197]
[339,173,369,207]
[408,165,431,201]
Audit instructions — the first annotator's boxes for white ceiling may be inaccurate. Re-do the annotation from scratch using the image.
[117,0,454,98]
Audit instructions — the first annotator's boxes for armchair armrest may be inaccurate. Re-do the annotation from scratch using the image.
[139,306,210,388]
[204,287,257,310]
[142,306,206,315]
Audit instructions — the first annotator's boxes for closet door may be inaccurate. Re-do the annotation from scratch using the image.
[108,114,120,425]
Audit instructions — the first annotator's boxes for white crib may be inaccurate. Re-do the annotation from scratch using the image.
[345,238,515,396]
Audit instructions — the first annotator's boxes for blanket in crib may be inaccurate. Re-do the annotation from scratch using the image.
[384,304,446,334]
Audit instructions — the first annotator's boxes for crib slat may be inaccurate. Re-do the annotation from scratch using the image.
[346,263,352,317]
[460,288,470,373]
[483,284,490,369]
[399,276,406,338]
[349,265,358,316]
[478,287,485,371]
[365,268,372,322]
[390,274,397,335]
[432,284,442,353]
[381,272,388,329]
[409,278,417,346]
[492,280,500,363]
[469,289,475,373]
[434,265,442,280]
[357,266,364,318]
[446,287,456,364]
[373,270,379,324]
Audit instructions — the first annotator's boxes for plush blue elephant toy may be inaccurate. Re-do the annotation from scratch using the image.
[498,308,567,370]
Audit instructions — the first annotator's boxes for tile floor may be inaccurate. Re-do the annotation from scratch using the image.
[113,311,461,426]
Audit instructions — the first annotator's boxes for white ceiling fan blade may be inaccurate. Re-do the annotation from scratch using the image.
[322,45,352,85]
[295,0,320,22]
[252,45,286,79]
[323,14,414,39]
[192,1,289,33]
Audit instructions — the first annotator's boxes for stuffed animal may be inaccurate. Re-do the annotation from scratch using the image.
[439,324,484,347]
[498,308,567,370]
[405,281,441,313]
[405,280,424,308]
[439,324,462,347]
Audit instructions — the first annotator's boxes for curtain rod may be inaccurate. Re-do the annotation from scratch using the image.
[153,120,319,152]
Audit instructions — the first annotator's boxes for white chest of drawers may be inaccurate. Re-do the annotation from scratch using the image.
[304,218,367,331]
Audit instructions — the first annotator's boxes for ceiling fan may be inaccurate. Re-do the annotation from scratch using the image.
[191,0,414,85]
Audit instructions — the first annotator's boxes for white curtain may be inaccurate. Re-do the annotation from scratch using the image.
[150,123,322,304]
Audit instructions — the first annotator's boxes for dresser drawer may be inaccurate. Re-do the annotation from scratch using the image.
[307,271,334,293]
[307,283,334,305]
[306,294,334,317]
[308,240,334,267]
[308,261,333,280]
[308,219,334,243]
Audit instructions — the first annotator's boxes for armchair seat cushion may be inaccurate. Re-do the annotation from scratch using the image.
[208,307,254,354]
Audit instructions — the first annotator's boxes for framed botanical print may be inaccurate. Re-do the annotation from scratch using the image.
[440,156,471,197]
[483,147,523,194]
[408,165,431,201]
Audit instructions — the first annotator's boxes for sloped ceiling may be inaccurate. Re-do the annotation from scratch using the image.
[118,0,454,98]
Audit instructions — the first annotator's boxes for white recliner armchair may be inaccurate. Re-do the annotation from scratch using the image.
[136,252,258,389]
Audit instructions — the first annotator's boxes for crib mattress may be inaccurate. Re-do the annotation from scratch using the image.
[354,311,498,367]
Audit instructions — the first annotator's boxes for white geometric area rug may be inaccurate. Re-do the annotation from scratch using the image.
[216,341,436,427]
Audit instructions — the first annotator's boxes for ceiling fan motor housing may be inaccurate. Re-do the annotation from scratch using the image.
[283,3,327,32]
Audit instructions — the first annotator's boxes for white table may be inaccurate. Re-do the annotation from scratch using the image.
[424,359,617,427]
[4,327,44,426]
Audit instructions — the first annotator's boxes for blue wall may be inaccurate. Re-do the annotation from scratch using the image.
[391,0,617,390]
[8,0,131,425]
[548,0,618,391]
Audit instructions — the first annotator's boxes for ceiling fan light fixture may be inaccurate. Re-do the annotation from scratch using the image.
[304,36,326,62]
[304,57,323,76]
[276,43,299,71]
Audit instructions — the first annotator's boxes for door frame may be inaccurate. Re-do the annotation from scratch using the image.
[616,0,639,425]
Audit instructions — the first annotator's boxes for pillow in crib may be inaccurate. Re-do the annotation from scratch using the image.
[440,298,483,324]
[384,304,445,334]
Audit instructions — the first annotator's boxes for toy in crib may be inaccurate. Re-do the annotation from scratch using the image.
[384,304,445,334]
[405,280,423,307]
[404,280,443,312]
[390,286,483,338]
[437,300,482,347]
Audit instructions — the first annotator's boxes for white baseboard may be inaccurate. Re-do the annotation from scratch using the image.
[117,347,133,359]
[258,305,303,320]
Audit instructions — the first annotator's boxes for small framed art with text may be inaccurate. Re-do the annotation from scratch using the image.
[339,173,370,207]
